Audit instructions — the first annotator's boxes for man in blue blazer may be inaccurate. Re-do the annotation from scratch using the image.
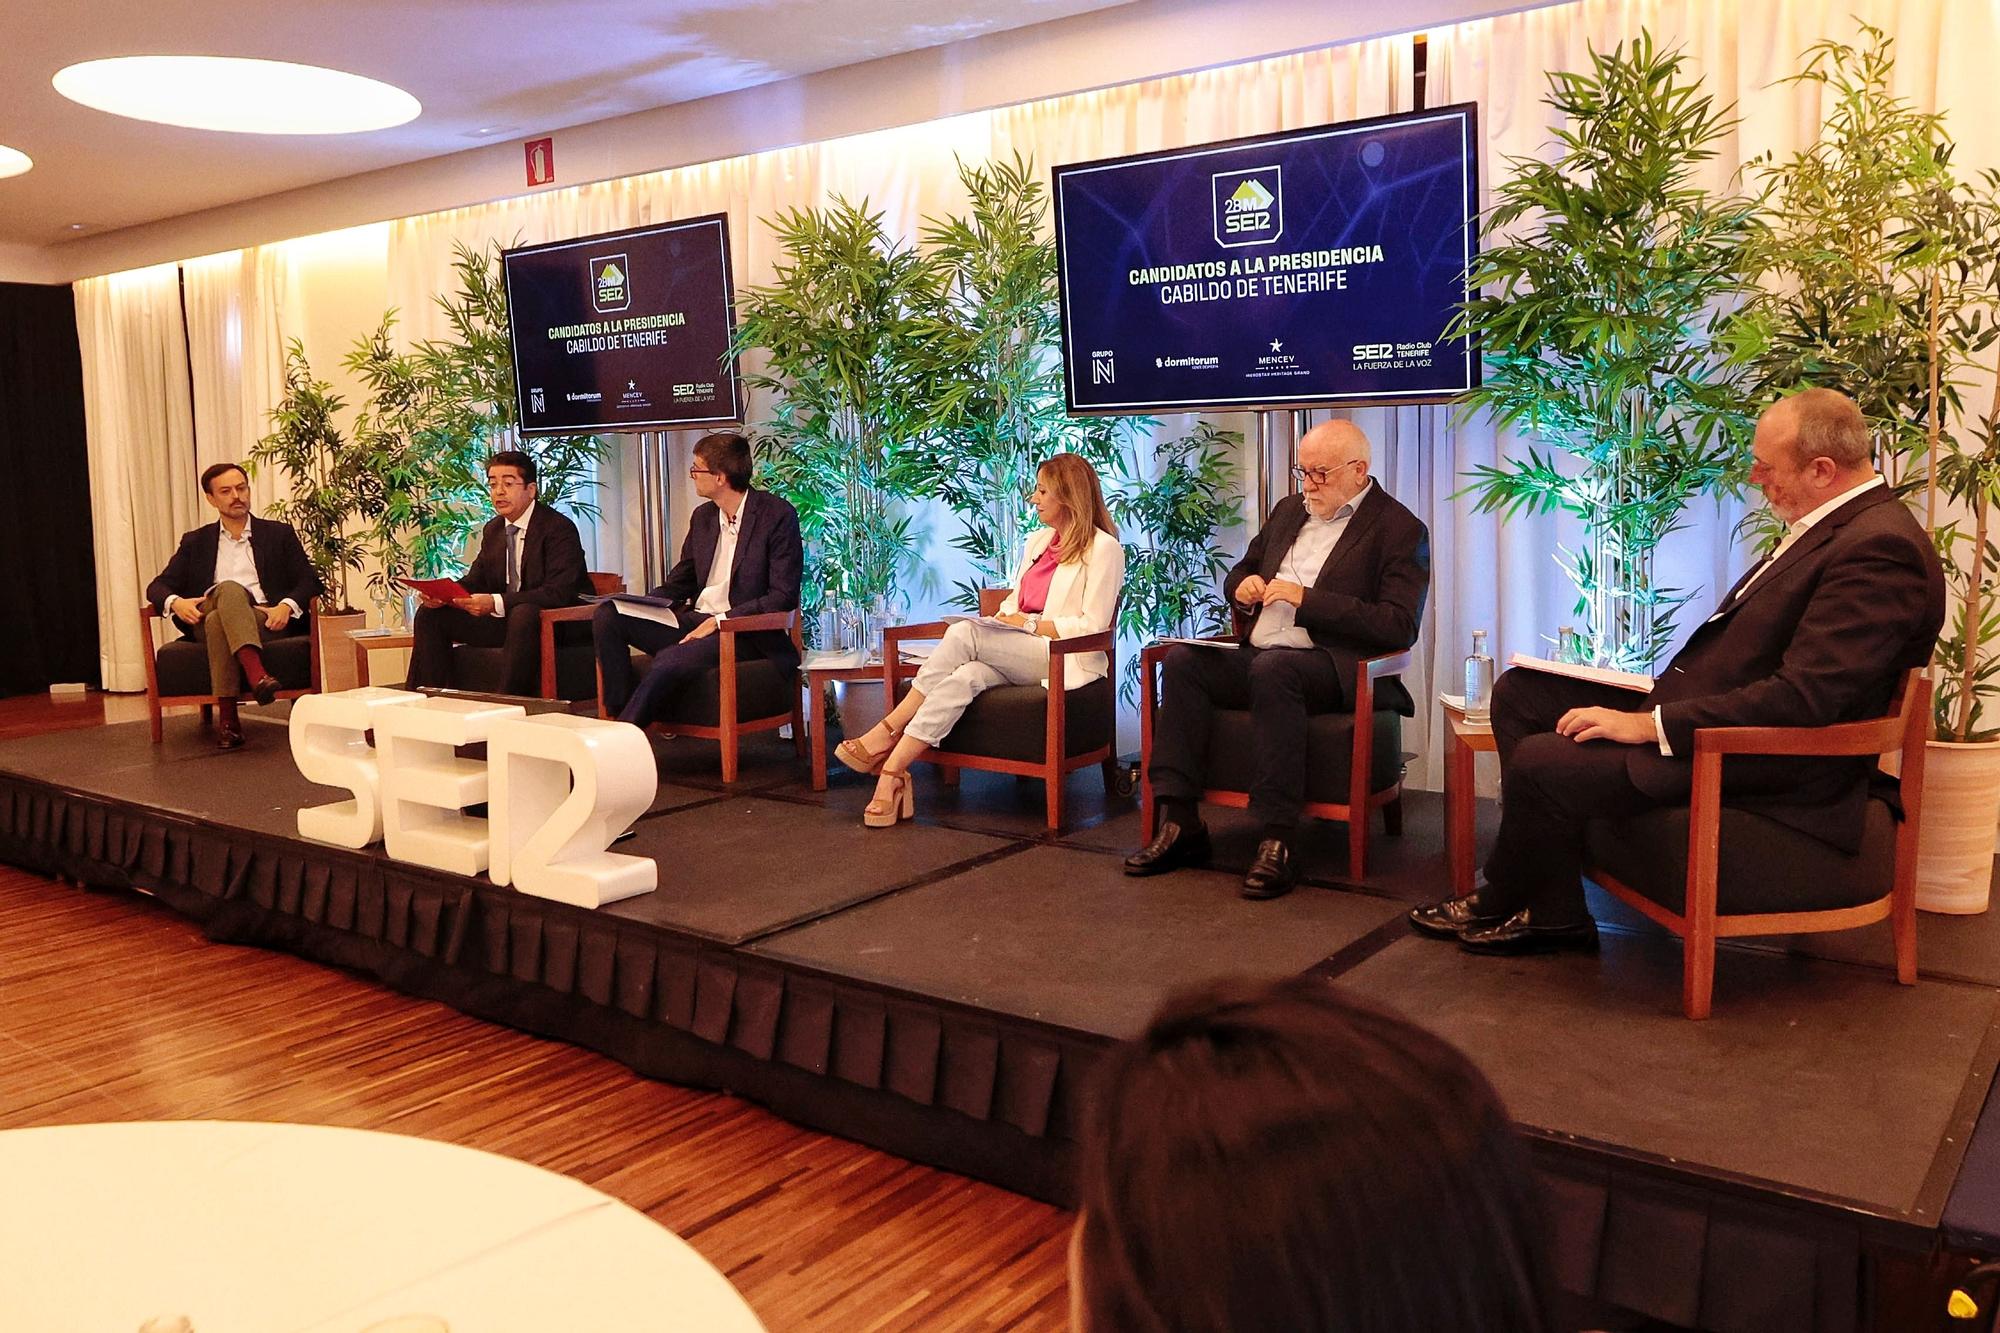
[146,462,325,748]
[593,432,803,728]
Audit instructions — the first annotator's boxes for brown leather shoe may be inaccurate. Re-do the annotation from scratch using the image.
[215,719,247,750]
[1407,895,1509,940]
[1124,819,1211,876]
[250,674,281,706]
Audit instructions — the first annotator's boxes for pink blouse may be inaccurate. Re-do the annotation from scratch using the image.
[1016,539,1062,614]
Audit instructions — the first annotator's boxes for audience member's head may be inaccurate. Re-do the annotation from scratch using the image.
[1751,387,1875,523]
[1073,976,1561,1333]
[485,450,538,521]
[693,431,755,496]
[200,462,252,523]
[1032,452,1118,562]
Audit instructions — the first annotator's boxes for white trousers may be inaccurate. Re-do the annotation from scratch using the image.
[904,621,1052,746]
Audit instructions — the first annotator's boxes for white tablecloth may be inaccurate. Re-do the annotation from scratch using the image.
[0,1120,766,1333]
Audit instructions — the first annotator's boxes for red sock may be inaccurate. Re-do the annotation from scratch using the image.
[235,645,267,683]
[216,699,241,729]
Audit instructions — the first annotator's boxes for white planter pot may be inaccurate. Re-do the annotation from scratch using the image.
[1915,739,2000,915]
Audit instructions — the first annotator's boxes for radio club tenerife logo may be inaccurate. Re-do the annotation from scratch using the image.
[589,253,630,313]
[1213,167,1283,248]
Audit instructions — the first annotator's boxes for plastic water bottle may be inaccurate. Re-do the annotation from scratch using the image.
[1556,625,1580,664]
[1464,629,1495,723]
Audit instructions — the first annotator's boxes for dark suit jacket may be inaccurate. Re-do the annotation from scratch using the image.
[1222,483,1431,715]
[653,488,804,673]
[147,518,324,638]
[1632,483,1945,851]
[460,503,592,611]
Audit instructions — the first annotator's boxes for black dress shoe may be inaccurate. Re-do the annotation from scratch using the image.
[215,722,246,751]
[250,674,280,706]
[1408,895,1509,940]
[1457,910,1599,955]
[1124,819,1211,877]
[1241,839,1295,899]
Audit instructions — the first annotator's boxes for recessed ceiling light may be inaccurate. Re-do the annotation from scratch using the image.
[53,56,420,135]
[67,222,90,231]
[465,125,520,139]
[0,145,31,179]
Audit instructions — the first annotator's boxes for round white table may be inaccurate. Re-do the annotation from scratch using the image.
[0,1120,766,1333]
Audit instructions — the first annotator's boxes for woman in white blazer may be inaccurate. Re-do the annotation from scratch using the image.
[838,453,1125,827]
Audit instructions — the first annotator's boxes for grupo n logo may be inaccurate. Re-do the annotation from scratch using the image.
[589,253,630,313]
[1212,167,1283,248]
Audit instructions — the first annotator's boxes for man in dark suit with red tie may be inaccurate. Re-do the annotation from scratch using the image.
[1125,420,1431,898]
[147,462,325,749]
[593,432,802,728]
[406,450,592,696]
[1410,387,1948,954]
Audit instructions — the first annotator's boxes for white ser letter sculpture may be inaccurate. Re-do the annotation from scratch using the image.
[489,712,657,906]
[290,687,428,848]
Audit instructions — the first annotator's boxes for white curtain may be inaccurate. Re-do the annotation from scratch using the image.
[181,244,295,487]
[76,265,199,692]
[83,0,1997,760]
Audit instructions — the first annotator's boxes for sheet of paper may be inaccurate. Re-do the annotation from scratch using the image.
[1157,636,1240,650]
[944,614,1034,634]
[1507,652,1653,693]
[598,594,679,629]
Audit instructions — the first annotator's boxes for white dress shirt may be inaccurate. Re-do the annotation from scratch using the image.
[168,517,302,620]
[1249,483,1370,649]
[1653,475,1885,754]
[489,501,536,618]
[694,498,746,617]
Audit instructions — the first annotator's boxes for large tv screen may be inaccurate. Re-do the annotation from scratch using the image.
[1052,104,1479,414]
[504,215,742,435]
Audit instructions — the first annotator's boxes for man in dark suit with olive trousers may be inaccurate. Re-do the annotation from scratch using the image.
[593,432,802,728]
[406,450,592,697]
[1410,387,1947,954]
[1127,420,1431,898]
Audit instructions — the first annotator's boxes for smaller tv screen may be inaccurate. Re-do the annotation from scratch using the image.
[1052,105,1480,414]
[504,215,742,435]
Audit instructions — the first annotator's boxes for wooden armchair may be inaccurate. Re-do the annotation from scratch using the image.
[1584,669,1929,1020]
[139,599,322,743]
[585,607,806,783]
[881,589,1119,832]
[526,572,627,699]
[1138,639,1410,881]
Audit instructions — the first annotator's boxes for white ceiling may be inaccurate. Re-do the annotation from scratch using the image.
[0,0,1134,247]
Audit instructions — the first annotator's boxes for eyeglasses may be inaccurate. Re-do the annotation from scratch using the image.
[689,466,717,478]
[1292,462,1357,487]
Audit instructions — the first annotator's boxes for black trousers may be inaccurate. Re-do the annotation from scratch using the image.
[1146,643,1343,830]
[592,601,723,727]
[1479,667,1663,922]
[407,602,546,697]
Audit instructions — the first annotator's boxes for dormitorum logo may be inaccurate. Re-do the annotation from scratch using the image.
[589,253,630,313]
[1212,167,1283,248]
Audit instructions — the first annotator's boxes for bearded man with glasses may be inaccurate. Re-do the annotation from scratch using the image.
[1126,420,1429,898]
[406,450,592,696]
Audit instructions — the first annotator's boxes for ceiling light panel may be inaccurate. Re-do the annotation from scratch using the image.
[53,56,420,135]
[0,146,31,178]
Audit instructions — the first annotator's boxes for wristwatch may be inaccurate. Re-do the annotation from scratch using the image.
[1025,614,1042,635]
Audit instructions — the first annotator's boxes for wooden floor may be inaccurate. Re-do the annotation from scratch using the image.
[0,691,1073,1332]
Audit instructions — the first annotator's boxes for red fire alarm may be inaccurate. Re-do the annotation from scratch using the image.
[525,137,555,187]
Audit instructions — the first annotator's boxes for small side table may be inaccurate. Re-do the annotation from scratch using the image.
[803,657,889,792]
[350,628,415,687]
[1441,699,1497,899]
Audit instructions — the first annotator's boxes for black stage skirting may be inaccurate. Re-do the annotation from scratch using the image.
[6,711,2000,1332]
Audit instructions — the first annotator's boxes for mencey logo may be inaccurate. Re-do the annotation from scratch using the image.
[1213,167,1283,248]
[589,253,630,313]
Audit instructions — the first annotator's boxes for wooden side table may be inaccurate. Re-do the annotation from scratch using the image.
[803,657,889,791]
[1441,699,1497,899]
[350,628,415,687]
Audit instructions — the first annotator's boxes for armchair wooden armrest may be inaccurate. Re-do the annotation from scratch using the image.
[1047,628,1115,660]
[882,620,954,697]
[716,611,797,634]
[1692,715,1907,758]
[538,602,601,699]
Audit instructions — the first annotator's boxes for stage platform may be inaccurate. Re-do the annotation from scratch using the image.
[4,710,2000,1332]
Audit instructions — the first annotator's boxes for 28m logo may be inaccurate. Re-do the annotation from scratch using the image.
[1212,167,1283,248]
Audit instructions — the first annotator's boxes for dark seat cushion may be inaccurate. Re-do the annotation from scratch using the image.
[452,628,599,700]
[934,677,1115,764]
[1585,799,1896,916]
[1200,708,1402,803]
[632,649,795,724]
[155,632,313,697]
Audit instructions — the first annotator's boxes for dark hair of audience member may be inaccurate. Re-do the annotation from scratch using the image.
[694,431,755,491]
[1074,976,1562,1333]
[201,461,248,495]
[486,449,538,487]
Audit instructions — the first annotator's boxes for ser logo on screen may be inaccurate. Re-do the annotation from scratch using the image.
[1213,167,1283,248]
[589,253,631,313]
